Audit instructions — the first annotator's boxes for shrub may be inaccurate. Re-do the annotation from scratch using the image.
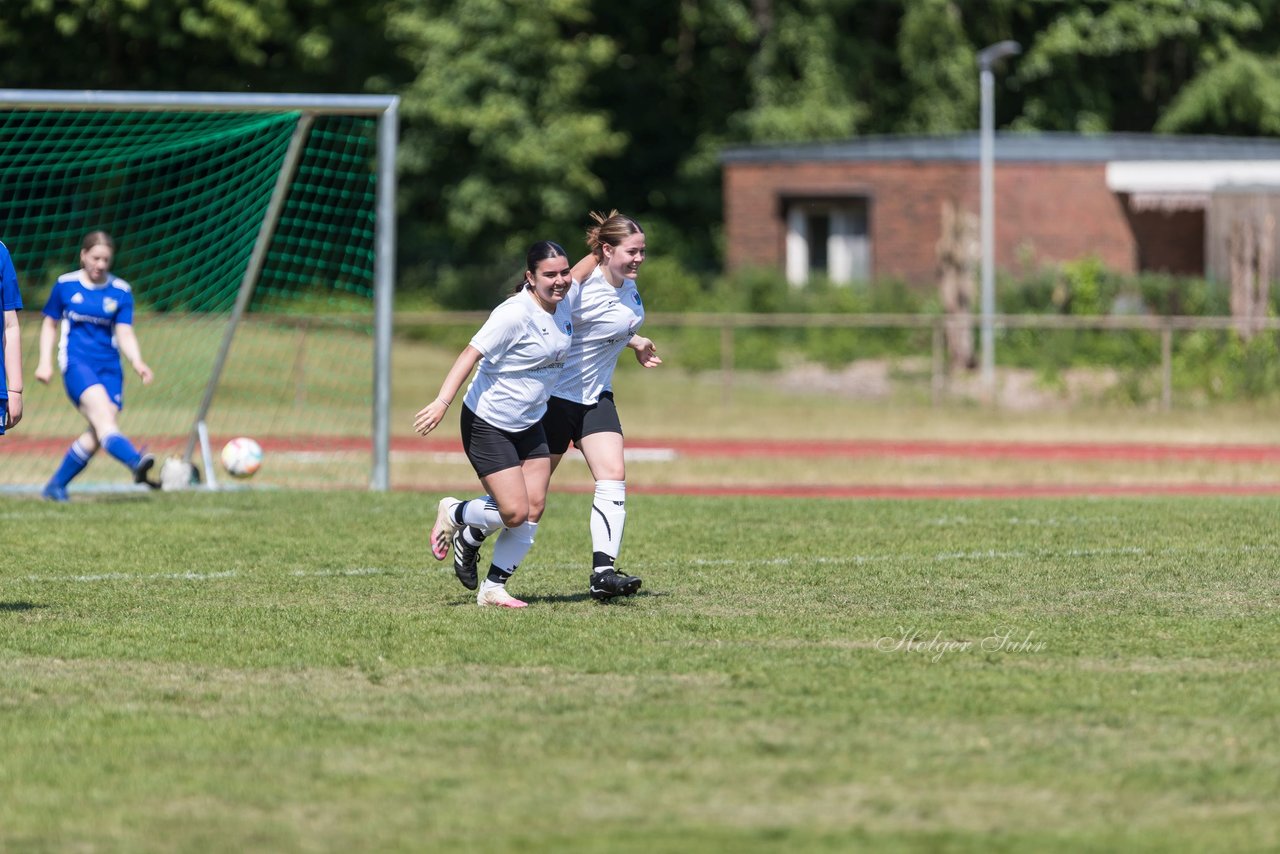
[634,255,707,313]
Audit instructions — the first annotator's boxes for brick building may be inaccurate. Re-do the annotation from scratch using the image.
[720,132,1280,287]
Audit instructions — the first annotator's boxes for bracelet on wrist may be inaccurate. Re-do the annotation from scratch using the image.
[8,389,21,394]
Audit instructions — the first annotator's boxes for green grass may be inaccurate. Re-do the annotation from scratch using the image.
[3,491,1278,852]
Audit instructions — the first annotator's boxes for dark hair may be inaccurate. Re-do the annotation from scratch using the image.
[585,210,643,261]
[514,240,568,292]
[81,230,115,253]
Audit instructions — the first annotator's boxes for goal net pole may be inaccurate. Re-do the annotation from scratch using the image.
[373,98,399,493]
[182,113,315,470]
[0,89,398,491]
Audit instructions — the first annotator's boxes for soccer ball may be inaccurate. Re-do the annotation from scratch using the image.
[221,437,263,479]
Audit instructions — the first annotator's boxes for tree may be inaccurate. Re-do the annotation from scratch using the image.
[0,0,390,93]
[1158,50,1280,135]
[386,0,624,267]
[1013,0,1266,132]
[729,0,870,143]
[897,0,978,133]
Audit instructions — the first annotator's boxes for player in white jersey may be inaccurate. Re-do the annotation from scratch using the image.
[543,211,662,601]
[415,241,588,608]
[33,232,157,500]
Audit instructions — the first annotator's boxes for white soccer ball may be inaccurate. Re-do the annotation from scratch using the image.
[221,437,263,479]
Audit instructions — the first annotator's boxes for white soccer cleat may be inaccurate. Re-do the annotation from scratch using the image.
[476,583,527,609]
[430,497,461,561]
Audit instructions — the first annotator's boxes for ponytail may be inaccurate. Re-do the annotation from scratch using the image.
[585,210,643,261]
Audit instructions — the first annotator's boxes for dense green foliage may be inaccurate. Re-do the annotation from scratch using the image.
[639,258,1280,402]
[6,1,1280,282]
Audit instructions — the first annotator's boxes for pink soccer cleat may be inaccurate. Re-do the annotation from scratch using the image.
[430,497,460,561]
[476,584,527,608]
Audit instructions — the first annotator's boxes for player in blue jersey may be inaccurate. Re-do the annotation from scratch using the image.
[1,240,24,435]
[34,231,157,500]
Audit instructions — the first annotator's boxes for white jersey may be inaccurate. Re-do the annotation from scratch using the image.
[551,267,645,404]
[463,288,576,431]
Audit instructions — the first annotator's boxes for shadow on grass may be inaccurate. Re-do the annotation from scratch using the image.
[444,590,667,607]
[1,601,41,612]
[524,590,668,605]
[90,493,162,505]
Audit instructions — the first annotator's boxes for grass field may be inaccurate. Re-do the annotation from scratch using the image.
[3,490,1278,852]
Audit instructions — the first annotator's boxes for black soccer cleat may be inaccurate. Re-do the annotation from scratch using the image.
[589,568,642,601]
[452,528,481,590]
[132,453,160,489]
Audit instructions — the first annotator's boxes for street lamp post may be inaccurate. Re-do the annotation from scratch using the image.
[977,40,1021,393]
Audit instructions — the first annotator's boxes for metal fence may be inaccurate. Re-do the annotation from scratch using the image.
[395,311,1280,410]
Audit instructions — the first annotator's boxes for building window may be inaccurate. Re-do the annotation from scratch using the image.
[785,198,870,286]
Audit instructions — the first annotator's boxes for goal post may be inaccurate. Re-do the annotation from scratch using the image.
[0,89,398,492]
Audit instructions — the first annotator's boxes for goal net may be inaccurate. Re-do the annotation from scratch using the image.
[0,91,397,494]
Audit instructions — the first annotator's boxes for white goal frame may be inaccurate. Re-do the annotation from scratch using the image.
[0,89,399,490]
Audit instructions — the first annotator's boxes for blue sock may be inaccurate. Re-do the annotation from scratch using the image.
[101,432,142,469]
[49,440,93,488]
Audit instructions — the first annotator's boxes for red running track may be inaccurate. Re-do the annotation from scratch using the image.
[7,435,1280,498]
[7,434,1280,461]
[49,435,1280,462]
[7,434,1280,460]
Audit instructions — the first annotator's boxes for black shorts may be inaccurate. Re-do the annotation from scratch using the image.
[543,391,623,455]
[460,404,550,478]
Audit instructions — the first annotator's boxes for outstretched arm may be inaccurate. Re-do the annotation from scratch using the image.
[414,345,484,435]
[571,253,596,284]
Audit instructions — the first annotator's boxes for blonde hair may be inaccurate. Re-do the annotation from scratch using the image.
[585,209,643,261]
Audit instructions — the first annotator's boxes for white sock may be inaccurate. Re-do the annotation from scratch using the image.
[590,480,626,570]
[459,495,504,535]
[488,520,537,579]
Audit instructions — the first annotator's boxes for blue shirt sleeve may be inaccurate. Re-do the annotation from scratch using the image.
[42,280,65,320]
[1,243,19,403]
[116,287,135,326]
[0,244,20,312]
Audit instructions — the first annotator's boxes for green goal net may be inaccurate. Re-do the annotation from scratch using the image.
[0,91,396,494]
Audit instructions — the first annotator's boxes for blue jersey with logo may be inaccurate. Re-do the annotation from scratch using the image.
[42,271,135,371]
[1,241,23,403]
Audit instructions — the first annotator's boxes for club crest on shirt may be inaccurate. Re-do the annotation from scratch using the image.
[631,292,642,306]
[563,321,573,335]
[103,297,118,315]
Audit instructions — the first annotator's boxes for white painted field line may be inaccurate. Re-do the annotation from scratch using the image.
[389,451,470,464]
[689,555,892,567]
[387,447,676,464]
[27,570,238,583]
[684,542,1280,569]
[927,515,1110,527]
[27,567,413,582]
[290,567,392,577]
